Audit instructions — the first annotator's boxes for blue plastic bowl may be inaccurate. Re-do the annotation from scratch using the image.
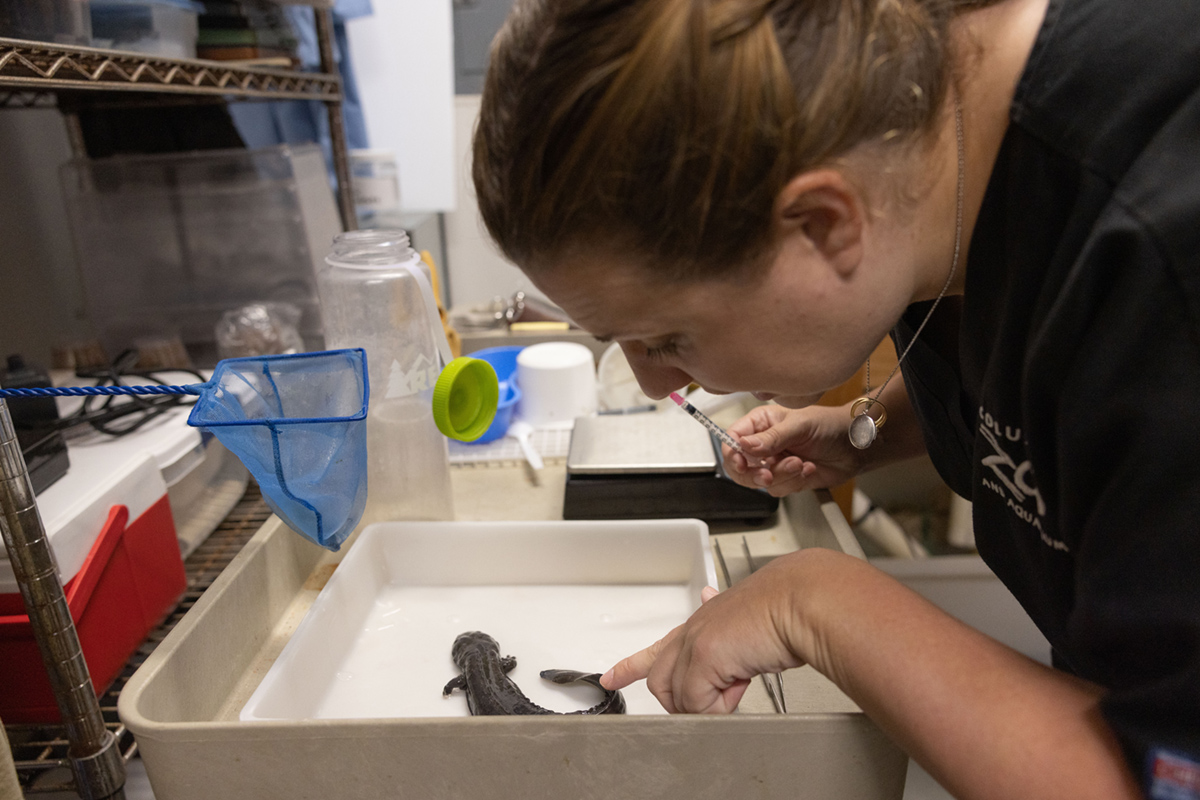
[465,346,524,443]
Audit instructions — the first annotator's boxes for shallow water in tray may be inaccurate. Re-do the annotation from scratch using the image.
[314,583,692,718]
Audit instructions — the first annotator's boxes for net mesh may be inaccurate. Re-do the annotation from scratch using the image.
[187,349,368,551]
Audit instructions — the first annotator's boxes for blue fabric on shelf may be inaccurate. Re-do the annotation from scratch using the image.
[226,0,371,182]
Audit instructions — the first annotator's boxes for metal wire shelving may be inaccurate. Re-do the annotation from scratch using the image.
[2,9,354,796]
[0,13,356,229]
[5,482,271,795]
[0,37,340,101]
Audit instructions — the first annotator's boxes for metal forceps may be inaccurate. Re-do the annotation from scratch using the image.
[711,538,787,714]
[741,536,787,713]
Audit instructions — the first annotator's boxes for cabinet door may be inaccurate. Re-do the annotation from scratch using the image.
[453,0,516,95]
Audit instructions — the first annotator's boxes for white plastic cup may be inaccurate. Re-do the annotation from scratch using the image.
[516,342,598,427]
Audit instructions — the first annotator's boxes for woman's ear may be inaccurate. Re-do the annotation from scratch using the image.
[773,169,864,277]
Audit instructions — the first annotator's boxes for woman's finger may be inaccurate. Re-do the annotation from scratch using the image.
[601,624,684,692]
[644,631,689,713]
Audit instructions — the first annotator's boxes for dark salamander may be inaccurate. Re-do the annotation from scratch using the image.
[442,631,626,715]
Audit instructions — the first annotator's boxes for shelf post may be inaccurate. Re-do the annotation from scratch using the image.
[315,8,357,232]
[0,399,126,800]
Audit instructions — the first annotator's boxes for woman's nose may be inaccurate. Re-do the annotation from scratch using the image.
[621,346,692,400]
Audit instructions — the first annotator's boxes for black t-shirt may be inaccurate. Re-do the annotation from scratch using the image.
[894,0,1200,790]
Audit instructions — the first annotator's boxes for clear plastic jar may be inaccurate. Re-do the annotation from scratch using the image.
[349,149,404,230]
[318,230,454,523]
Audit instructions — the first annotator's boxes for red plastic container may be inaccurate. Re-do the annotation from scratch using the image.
[0,496,185,723]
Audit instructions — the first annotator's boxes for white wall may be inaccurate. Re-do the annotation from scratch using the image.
[442,94,547,309]
[344,0,457,213]
[346,9,545,308]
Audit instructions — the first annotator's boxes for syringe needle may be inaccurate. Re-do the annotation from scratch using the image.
[668,392,763,468]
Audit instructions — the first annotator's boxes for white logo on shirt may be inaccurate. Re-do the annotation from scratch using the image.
[977,406,1069,552]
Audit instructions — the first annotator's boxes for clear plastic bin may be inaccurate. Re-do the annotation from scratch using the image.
[0,0,92,46]
[89,0,201,59]
[59,144,342,361]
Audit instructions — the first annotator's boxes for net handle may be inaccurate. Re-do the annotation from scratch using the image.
[0,383,207,398]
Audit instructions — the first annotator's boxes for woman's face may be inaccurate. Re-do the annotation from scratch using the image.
[530,236,908,409]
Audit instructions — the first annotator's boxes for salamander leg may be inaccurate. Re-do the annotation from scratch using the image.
[442,675,467,697]
[501,655,517,674]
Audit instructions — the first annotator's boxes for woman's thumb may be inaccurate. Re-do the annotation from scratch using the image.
[740,413,808,454]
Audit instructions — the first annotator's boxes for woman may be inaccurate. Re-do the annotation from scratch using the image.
[472,0,1200,797]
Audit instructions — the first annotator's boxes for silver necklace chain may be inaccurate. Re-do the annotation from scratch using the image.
[864,97,966,408]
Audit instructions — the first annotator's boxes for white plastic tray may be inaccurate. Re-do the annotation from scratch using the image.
[241,519,716,720]
[120,492,907,800]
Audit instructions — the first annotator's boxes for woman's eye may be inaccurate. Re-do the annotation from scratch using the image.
[643,340,679,361]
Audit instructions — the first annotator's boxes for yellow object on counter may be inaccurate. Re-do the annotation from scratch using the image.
[510,321,572,332]
[421,249,461,358]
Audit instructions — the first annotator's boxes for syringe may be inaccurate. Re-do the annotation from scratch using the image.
[669,392,763,468]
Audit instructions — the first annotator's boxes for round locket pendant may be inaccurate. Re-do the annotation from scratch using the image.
[849,412,877,450]
[848,396,887,450]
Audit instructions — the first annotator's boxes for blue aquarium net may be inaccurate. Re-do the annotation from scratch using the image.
[1,347,369,551]
[186,349,369,551]
[1,348,370,551]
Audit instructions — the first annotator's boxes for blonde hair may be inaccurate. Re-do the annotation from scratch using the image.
[474,0,980,280]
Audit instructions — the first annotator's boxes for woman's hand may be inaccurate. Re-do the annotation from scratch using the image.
[724,379,930,495]
[601,547,1142,800]
[724,403,867,496]
[600,551,818,713]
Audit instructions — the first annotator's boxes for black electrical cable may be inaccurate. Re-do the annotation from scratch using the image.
[42,349,206,439]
